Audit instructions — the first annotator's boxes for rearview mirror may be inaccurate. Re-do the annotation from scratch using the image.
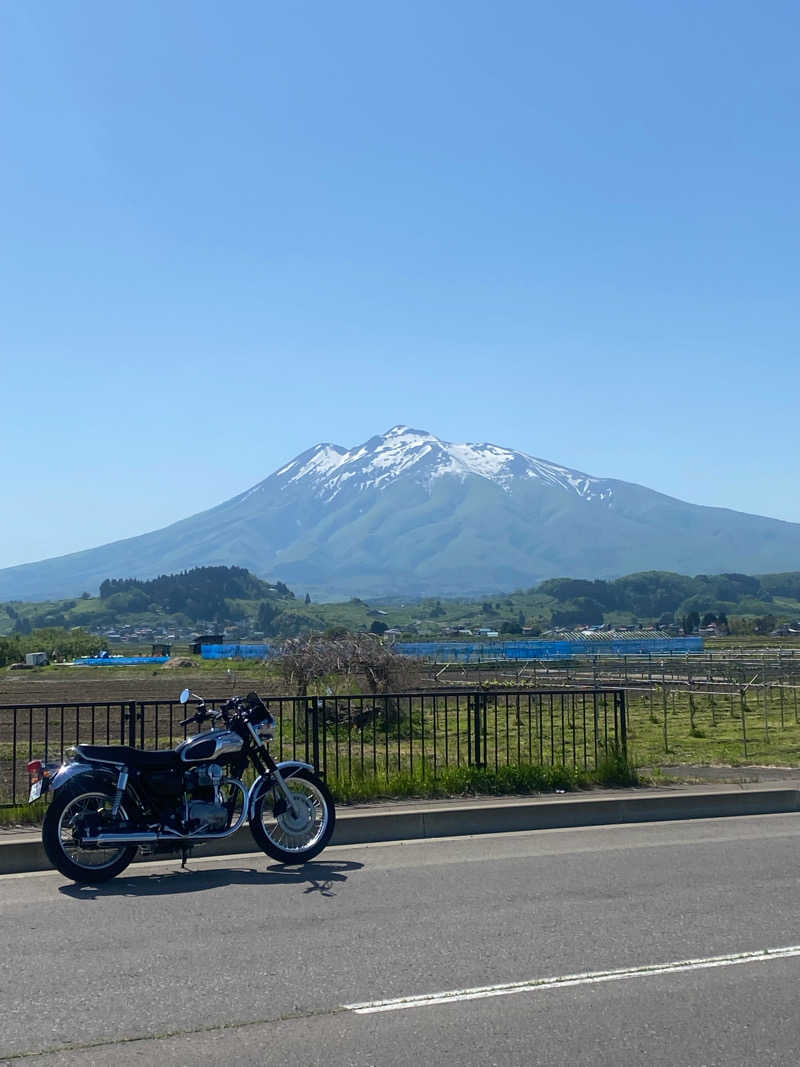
[179,689,190,704]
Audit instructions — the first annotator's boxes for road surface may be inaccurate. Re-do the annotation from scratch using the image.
[2,814,800,1064]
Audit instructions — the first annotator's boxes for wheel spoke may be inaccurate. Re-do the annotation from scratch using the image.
[57,792,129,870]
[259,777,329,854]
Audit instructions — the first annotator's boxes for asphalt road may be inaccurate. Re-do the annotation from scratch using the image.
[3,815,800,1065]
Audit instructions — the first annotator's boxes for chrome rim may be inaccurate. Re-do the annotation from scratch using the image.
[261,778,328,854]
[57,792,129,869]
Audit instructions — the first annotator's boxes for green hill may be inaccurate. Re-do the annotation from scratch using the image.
[1,566,799,647]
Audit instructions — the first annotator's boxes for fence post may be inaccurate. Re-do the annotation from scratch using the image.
[466,694,472,766]
[305,699,321,773]
[616,690,627,756]
[304,699,313,766]
[762,664,769,743]
[740,687,748,759]
[467,693,484,767]
[474,693,483,767]
[127,702,136,747]
[314,698,322,775]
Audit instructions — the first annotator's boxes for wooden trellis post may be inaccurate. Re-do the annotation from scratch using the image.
[740,687,748,759]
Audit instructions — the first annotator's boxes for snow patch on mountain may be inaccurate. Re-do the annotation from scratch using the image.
[439,442,515,482]
[288,444,350,484]
[270,425,614,506]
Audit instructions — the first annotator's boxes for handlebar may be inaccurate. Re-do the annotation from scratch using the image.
[179,708,213,727]
[178,692,274,729]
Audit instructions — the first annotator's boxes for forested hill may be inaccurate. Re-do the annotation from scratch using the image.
[98,567,294,619]
[2,567,800,644]
[537,571,800,627]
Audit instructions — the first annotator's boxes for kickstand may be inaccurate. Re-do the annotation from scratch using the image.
[181,846,191,869]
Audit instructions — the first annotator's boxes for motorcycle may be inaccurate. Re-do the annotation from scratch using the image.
[28,689,335,883]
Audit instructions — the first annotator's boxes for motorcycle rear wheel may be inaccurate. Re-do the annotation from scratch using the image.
[42,779,137,883]
[250,768,335,864]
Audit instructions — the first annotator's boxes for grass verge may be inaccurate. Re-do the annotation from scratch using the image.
[328,751,639,803]
[1,753,639,828]
[0,798,46,828]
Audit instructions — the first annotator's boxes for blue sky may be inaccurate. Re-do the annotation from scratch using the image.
[2,1,798,569]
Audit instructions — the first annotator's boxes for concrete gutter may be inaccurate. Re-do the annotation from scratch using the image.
[3,780,800,876]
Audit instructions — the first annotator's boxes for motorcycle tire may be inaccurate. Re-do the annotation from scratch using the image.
[42,778,137,884]
[250,768,335,864]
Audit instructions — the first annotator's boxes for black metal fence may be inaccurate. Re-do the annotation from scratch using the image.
[0,689,627,806]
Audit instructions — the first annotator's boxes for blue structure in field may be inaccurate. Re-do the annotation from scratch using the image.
[201,643,271,660]
[75,656,170,666]
[198,635,702,662]
[394,636,703,661]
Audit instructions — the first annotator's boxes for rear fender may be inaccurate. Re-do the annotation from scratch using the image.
[49,761,118,793]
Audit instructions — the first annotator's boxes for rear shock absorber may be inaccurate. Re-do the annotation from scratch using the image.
[111,769,128,818]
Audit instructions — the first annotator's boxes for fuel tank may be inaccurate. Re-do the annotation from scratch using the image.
[176,728,244,763]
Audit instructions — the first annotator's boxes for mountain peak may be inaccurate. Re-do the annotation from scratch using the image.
[3,426,800,601]
[268,427,612,505]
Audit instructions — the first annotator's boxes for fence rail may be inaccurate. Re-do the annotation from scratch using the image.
[0,689,626,806]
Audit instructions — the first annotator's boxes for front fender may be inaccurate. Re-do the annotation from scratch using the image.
[276,759,315,778]
[247,760,315,818]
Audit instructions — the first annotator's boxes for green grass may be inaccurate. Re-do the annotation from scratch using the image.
[341,748,638,800]
[623,686,800,765]
[328,761,590,803]
[1,755,639,828]
[0,798,46,827]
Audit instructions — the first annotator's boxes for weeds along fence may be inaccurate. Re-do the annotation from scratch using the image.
[0,689,626,806]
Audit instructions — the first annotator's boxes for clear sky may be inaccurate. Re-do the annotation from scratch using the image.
[1,1,798,569]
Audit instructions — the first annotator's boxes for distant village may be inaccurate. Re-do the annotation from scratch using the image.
[86,615,772,651]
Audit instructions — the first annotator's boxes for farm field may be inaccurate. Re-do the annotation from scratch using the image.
[3,649,800,812]
[0,661,284,706]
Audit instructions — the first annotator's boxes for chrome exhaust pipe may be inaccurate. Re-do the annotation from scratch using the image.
[82,777,251,848]
[85,832,161,846]
[86,811,250,848]
[86,825,243,847]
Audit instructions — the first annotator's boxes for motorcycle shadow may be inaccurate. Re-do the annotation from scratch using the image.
[58,859,363,900]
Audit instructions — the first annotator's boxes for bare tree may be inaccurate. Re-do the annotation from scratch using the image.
[276,632,421,697]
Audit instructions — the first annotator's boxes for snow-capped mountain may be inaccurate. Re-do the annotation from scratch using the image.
[265,426,613,504]
[2,426,800,600]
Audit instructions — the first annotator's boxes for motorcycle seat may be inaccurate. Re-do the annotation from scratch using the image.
[75,745,183,770]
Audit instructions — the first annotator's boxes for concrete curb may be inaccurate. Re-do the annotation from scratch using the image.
[3,784,800,876]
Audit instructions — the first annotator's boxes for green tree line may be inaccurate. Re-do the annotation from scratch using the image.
[0,628,103,667]
[536,571,796,628]
[99,566,295,621]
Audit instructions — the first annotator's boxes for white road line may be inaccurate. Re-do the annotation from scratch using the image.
[344,945,800,1014]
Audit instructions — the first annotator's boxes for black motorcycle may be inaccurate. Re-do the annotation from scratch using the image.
[28,689,335,883]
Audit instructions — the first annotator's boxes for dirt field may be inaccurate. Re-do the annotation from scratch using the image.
[0,662,297,806]
[0,663,281,706]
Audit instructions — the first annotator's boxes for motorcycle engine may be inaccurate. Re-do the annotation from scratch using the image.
[187,800,228,831]
[184,765,228,832]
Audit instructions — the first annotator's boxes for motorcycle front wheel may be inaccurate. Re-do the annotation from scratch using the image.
[250,768,335,864]
[42,778,137,883]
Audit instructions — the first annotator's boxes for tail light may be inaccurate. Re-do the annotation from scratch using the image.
[27,759,43,780]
